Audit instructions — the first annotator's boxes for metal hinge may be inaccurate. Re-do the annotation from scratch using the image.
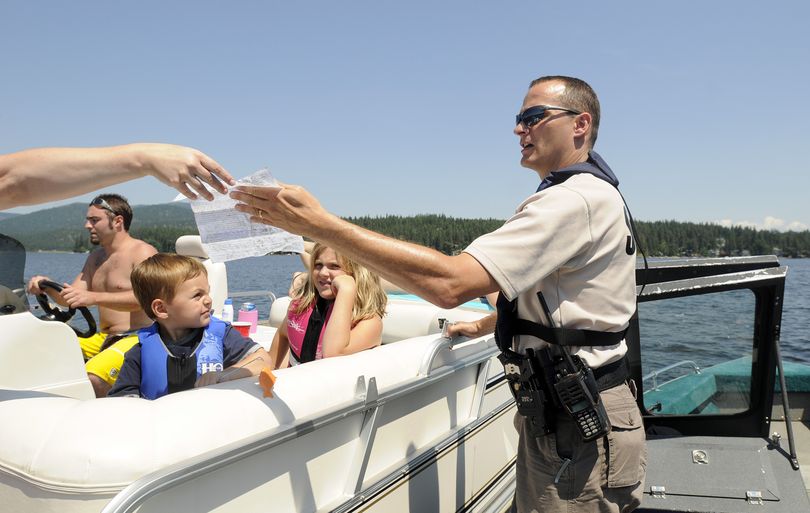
[650,485,666,499]
[746,490,763,505]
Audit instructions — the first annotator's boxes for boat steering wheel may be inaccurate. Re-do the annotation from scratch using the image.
[35,280,97,338]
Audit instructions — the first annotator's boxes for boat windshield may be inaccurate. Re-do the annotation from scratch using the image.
[639,289,755,416]
[0,233,29,316]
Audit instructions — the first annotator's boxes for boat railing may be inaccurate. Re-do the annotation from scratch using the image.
[228,289,277,303]
[227,289,277,322]
[643,360,701,391]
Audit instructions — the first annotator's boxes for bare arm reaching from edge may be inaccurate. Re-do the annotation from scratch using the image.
[0,143,236,210]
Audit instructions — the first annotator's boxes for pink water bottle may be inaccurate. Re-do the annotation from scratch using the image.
[237,302,259,334]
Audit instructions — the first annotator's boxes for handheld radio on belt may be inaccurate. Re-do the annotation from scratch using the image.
[551,349,611,441]
[537,293,611,442]
[495,292,616,442]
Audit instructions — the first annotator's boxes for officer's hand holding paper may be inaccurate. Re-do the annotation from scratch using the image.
[176,168,304,263]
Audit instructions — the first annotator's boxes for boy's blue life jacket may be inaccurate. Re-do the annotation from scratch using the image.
[139,318,227,400]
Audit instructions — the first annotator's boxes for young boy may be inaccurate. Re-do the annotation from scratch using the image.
[108,253,270,399]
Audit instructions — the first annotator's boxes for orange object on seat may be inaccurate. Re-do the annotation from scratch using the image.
[259,367,276,398]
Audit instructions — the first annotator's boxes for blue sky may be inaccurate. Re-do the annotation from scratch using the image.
[2,1,809,231]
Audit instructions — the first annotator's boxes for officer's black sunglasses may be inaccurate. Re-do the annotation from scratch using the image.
[515,105,581,129]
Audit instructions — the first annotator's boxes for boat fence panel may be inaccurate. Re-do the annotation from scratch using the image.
[631,263,789,438]
[639,288,755,416]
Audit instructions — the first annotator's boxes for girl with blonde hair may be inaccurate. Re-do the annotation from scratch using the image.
[269,243,387,367]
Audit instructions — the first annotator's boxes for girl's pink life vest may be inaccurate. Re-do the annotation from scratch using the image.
[286,300,334,366]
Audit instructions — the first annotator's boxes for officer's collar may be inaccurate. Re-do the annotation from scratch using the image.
[536,151,619,193]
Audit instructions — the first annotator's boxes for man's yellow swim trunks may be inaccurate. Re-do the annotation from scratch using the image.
[82,332,139,386]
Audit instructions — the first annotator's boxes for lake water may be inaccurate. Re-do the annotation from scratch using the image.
[20,252,810,367]
[783,258,810,364]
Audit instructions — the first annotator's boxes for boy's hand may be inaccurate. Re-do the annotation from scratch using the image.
[195,371,222,388]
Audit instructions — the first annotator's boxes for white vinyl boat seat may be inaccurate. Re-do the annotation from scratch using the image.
[0,325,494,493]
[0,290,495,510]
[175,235,228,318]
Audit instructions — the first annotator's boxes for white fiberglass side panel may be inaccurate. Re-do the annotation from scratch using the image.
[355,401,518,513]
[134,415,364,513]
[362,365,479,485]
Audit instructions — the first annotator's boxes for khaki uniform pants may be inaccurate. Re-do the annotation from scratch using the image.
[514,382,647,513]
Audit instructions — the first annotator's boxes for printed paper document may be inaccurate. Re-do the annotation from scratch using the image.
[176,168,304,262]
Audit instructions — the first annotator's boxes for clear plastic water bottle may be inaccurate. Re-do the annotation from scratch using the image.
[221,298,234,323]
[238,302,258,334]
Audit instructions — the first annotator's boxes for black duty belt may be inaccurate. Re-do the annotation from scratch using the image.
[593,356,629,391]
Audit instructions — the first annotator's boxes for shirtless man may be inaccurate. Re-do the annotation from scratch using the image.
[28,193,157,397]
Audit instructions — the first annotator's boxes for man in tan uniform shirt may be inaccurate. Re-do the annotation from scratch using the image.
[232,75,646,512]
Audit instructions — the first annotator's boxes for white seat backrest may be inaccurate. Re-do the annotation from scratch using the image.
[269,296,291,328]
[381,300,443,343]
[0,312,94,399]
[176,235,228,318]
[380,300,486,343]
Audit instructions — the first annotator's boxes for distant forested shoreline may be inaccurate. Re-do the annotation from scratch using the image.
[347,216,810,258]
[21,217,810,258]
[2,203,808,257]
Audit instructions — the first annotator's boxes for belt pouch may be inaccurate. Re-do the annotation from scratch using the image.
[498,348,556,437]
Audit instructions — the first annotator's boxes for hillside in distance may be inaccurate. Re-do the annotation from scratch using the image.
[0,202,197,252]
